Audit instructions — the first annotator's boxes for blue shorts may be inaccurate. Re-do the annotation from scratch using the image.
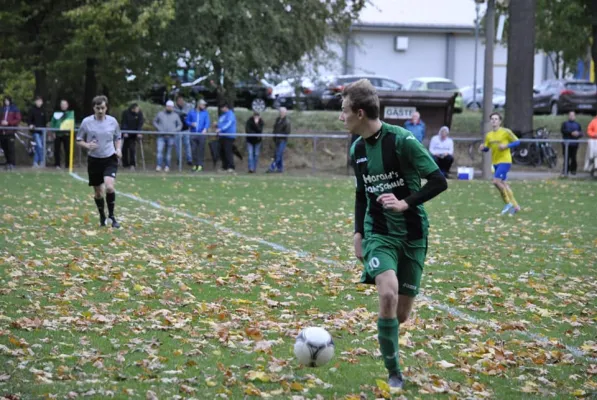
[493,163,511,180]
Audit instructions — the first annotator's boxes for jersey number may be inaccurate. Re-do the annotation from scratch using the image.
[368,257,380,270]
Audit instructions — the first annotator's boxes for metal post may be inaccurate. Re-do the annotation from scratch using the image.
[42,128,47,168]
[139,138,146,171]
[472,3,481,108]
[312,137,317,174]
[564,141,569,176]
[178,133,183,172]
[482,0,496,179]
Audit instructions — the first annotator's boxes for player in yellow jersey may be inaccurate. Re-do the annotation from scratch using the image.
[478,112,521,215]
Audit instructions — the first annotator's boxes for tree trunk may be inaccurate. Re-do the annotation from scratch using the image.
[481,0,496,179]
[589,0,597,82]
[505,0,536,137]
[223,74,236,108]
[34,69,47,102]
[84,57,98,115]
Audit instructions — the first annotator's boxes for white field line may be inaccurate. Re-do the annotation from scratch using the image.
[70,173,597,362]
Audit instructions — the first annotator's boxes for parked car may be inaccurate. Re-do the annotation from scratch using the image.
[460,86,506,110]
[146,68,199,105]
[532,80,597,115]
[273,76,332,110]
[404,77,463,113]
[321,75,403,110]
[173,76,275,112]
[148,67,275,111]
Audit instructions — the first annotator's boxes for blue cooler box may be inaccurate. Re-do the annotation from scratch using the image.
[457,167,474,180]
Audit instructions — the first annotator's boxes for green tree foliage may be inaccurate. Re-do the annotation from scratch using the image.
[534,0,591,76]
[162,0,365,105]
[494,0,592,77]
[0,0,174,117]
[63,0,176,113]
[0,0,364,116]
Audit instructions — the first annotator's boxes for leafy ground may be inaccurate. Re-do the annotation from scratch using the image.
[0,171,596,399]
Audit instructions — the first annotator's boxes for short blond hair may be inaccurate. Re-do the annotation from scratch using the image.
[341,79,380,119]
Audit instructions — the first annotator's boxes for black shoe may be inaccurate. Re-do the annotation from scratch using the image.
[187,161,193,166]
[388,372,404,390]
[109,217,121,229]
[100,217,107,227]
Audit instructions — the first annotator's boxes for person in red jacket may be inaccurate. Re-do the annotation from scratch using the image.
[585,115,597,172]
[1,96,22,170]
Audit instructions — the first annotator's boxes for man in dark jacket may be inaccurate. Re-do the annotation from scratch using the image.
[174,95,193,166]
[28,96,48,168]
[51,99,74,169]
[120,103,144,170]
[560,111,582,175]
[1,96,22,170]
[245,111,264,173]
[267,107,291,173]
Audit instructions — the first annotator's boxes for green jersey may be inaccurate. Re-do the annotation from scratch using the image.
[350,122,439,240]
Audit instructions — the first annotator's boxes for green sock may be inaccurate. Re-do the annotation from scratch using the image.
[378,318,400,374]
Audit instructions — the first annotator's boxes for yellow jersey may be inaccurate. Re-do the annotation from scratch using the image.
[484,127,519,165]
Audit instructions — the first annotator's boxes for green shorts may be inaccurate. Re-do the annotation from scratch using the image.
[360,235,428,297]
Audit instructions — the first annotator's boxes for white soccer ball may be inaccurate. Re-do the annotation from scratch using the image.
[294,327,335,367]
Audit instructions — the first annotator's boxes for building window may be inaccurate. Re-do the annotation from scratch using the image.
[395,36,409,52]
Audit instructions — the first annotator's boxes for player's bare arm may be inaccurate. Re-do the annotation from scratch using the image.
[115,139,122,158]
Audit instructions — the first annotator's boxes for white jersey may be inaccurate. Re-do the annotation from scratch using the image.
[77,115,121,158]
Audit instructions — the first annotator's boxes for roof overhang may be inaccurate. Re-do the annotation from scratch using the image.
[351,23,475,35]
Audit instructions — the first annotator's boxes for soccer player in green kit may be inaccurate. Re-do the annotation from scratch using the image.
[343,80,448,389]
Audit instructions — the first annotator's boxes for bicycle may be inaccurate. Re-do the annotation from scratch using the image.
[467,139,484,163]
[0,129,54,166]
[512,127,557,168]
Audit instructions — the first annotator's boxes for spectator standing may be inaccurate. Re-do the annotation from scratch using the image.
[216,102,237,172]
[584,114,597,172]
[185,99,210,172]
[560,111,582,176]
[174,95,193,166]
[153,100,182,172]
[28,96,48,168]
[120,103,144,170]
[404,111,426,143]
[268,107,291,173]
[428,126,454,178]
[51,100,74,169]
[0,96,22,170]
[245,111,264,173]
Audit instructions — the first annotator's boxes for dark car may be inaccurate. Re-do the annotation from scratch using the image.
[533,80,597,115]
[148,68,275,112]
[175,77,275,112]
[321,75,403,110]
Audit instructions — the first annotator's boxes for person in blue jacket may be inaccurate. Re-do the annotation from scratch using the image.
[216,102,237,172]
[404,111,426,143]
[186,99,211,172]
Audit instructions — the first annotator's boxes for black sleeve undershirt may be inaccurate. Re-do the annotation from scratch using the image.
[354,189,366,236]
[404,169,448,208]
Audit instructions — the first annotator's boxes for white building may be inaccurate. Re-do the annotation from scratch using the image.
[322,0,553,90]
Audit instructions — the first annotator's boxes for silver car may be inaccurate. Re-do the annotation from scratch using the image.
[460,86,506,110]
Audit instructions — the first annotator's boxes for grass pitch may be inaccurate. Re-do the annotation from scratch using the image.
[0,171,596,399]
